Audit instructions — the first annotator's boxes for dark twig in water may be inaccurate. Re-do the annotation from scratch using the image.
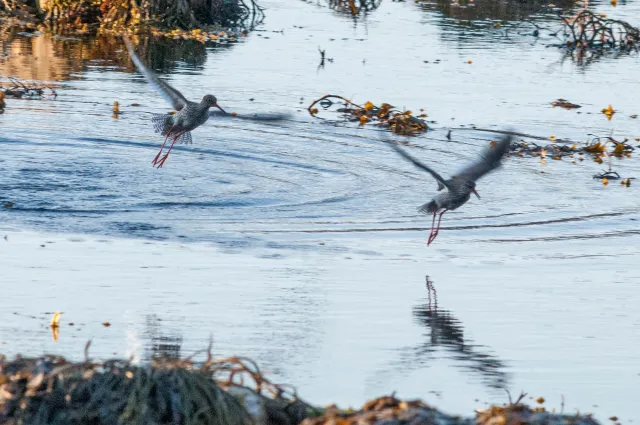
[506,390,528,406]
[0,77,57,99]
[318,47,326,70]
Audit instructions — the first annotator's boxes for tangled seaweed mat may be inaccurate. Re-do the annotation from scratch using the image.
[0,353,603,425]
[308,94,428,136]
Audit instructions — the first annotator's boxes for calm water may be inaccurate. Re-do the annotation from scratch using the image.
[1,0,640,421]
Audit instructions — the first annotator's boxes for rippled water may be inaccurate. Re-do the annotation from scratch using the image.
[1,0,640,422]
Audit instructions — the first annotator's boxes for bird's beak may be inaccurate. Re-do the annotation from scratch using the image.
[214,104,227,114]
[472,189,481,199]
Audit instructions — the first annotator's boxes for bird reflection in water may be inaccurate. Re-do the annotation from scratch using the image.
[408,276,509,390]
[142,314,184,362]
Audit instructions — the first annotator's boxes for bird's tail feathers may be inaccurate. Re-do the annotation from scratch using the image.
[152,113,173,135]
[418,200,438,215]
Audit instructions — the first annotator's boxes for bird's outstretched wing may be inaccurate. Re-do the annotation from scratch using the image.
[122,35,188,111]
[453,133,512,182]
[385,141,452,191]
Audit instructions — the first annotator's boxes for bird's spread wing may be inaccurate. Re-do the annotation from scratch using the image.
[453,133,512,182]
[123,35,188,111]
[385,141,452,191]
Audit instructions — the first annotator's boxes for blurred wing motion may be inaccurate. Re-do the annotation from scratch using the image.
[209,110,293,121]
[384,139,453,192]
[122,35,188,111]
[453,133,513,183]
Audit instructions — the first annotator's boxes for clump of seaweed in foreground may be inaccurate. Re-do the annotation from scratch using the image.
[0,342,314,425]
[308,94,429,136]
[1,345,604,425]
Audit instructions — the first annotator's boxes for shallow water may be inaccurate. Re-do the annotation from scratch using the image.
[2,0,640,421]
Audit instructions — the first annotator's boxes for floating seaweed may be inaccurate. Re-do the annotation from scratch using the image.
[326,0,382,18]
[556,7,640,64]
[0,76,57,99]
[551,98,581,110]
[509,134,634,163]
[308,94,429,136]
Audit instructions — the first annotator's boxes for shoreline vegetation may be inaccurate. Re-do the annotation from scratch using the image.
[0,0,264,38]
[0,350,602,425]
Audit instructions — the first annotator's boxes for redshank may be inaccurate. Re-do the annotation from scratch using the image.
[386,133,512,245]
[123,35,226,168]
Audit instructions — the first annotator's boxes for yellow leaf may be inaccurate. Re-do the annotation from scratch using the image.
[611,0,617,6]
[603,178,608,185]
[536,397,545,404]
[549,135,556,141]
[359,115,369,124]
[50,312,60,328]
[404,110,412,116]
[364,101,374,111]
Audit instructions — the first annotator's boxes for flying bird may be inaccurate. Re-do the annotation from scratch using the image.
[386,133,512,245]
[123,35,226,168]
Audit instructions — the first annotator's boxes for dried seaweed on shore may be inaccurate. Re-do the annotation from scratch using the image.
[308,94,428,136]
[0,346,315,425]
[0,349,604,425]
[302,393,601,425]
[0,77,57,99]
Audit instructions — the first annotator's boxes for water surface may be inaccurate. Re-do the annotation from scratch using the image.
[1,0,640,421]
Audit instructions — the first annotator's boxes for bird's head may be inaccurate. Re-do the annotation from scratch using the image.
[202,95,226,113]
[465,180,480,199]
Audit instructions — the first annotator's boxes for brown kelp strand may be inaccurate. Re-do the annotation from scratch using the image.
[308,94,429,136]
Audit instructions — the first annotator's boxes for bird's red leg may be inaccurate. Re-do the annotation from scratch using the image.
[427,211,438,243]
[428,209,448,246]
[152,126,176,165]
[156,132,183,169]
